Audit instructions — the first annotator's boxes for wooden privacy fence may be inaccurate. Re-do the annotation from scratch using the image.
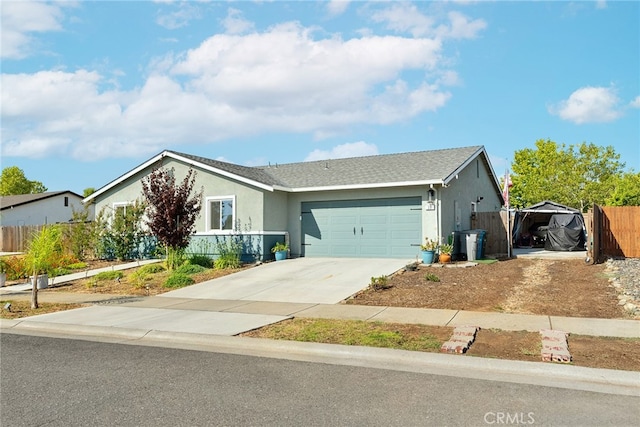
[471,211,512,256]
[590,205,640,260]
[0,225,45,253]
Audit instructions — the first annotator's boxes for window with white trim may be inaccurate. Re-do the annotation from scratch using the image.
[206,196,235,231]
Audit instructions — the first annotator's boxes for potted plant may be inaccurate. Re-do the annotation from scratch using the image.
[439,243,453,264]
[420,238,439,264]
[271,241,289,261]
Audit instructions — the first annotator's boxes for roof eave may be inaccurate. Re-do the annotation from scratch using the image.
[286,180,443,193]
[83,151,275,204]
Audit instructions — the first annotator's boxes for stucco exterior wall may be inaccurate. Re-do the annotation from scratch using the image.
[440,157,502,240]
[1,194,88,226]
[91,158,269,233]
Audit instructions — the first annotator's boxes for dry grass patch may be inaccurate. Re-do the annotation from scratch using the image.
[0,300,82,319]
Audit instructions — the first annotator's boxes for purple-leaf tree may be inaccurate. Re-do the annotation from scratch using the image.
[141,167,203,270]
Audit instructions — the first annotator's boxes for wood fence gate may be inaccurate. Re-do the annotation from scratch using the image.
[589,205,640,261]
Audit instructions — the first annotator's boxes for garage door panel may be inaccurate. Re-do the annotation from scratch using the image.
[302,198,421,258]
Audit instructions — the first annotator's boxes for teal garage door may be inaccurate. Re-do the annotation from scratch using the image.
[301,197,422,258]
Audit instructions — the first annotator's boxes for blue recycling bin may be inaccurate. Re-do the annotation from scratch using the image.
[476,230,486,259]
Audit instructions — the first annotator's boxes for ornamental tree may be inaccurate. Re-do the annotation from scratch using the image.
[141,167,203,270]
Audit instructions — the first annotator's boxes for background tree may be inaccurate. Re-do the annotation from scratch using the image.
[83,187,96,198]
[606,172,640,206]
[0,166,47,195]
[141,167,203,270]
[510,139,624,211]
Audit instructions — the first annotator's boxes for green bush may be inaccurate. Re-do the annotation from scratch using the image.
[67,262,88,270]
[189,254,213,268]
[424,273,440,282]
[94,271,124,281]
[138,263,166,274]
[164,273,194,288]
[51,267,71,277]
[214,237,242,269]
[369,275,392,291]
[175,263,206,275]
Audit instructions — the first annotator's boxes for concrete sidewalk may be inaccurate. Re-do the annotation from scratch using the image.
[2,293,638,338]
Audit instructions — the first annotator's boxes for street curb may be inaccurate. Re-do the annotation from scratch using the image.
[2,322,638,397]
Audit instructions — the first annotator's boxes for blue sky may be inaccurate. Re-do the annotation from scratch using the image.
[1,0,638,195]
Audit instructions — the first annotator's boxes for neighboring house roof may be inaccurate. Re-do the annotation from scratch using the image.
[0,191,83,211]
[520,200,581,214]
[84,145,502,202]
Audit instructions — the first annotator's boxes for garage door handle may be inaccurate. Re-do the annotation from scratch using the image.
[353,227,356,235]
[361,227,363,235]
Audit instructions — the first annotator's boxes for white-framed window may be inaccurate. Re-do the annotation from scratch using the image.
[206,196,235,232]
[112,202,132,219]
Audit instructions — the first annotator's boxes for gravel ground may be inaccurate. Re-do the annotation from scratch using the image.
[606,258,640,317]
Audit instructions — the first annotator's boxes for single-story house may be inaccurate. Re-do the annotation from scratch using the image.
[83,145,504,260]
[0,191,91,227]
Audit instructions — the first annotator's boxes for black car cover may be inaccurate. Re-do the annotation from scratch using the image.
[544,214,586,251]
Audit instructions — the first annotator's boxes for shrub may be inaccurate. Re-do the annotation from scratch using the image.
[129,269,149,289]
[67,262,88,270]
[213,236,242,269]
[164,273,194,288]
[189,254,213,268]
[424,273,440,282]
[51,267,71,277]
[138,263,166,275]
[2,256,29,280]
[94,271,124,281]
[369,275,392,291]
[175,263,206,275]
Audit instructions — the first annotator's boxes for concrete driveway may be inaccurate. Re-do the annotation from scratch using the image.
[160,257,409,304]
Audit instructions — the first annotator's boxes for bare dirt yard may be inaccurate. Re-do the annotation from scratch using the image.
[341,257,639,371]
[347,258,627,319]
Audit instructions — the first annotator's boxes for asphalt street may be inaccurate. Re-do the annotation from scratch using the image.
[1,333,638,426]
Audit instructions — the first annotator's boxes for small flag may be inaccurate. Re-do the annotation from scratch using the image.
[502,170,512,207]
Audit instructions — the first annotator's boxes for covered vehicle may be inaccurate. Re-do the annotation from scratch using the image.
[544,213,586,251]
[513,200,586,251]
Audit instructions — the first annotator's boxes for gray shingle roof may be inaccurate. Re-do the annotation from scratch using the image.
[174,146,484,189]
[0,191,81,210]
[87,145,493,202]
[256,146,484,189]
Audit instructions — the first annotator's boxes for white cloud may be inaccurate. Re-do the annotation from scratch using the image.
[221,8,255,35]
[0,1,70,59]
[595,1,607,10]
[156,2,201,30]
[630,96,640,109]
[1,18,462,161]
[371,3,486,39]
[305,142,379,162]
[327,1,350,17]
[548,86,623,124]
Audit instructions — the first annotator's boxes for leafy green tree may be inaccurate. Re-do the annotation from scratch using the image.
[0,166,47,195]
[95,201,147,261]
[64,205,100,261]
[510,139,624,211]
[141,167,203,271]
[606,172,640,206]
[83,187,96,198]
[25,225,62,308]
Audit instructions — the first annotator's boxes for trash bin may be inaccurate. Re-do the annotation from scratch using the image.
[476,230,486,259]
[465,233,478,261]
